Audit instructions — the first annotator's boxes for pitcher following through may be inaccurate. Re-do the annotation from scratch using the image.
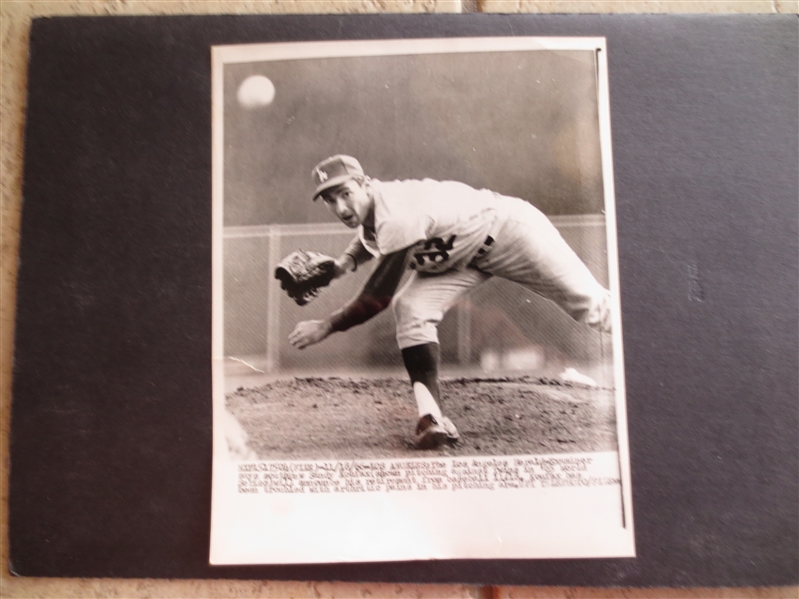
[288,155,611,449]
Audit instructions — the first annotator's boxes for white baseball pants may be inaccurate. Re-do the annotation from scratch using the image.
[391,199,611,349]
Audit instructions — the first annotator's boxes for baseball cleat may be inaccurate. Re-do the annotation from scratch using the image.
[415,414,460,449]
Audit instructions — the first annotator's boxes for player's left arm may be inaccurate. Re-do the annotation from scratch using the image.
[289,247,410,349]
[334,235,374,276]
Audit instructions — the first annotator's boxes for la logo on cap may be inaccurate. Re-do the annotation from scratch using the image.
[311,155,364,201]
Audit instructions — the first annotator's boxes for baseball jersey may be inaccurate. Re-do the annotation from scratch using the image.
[357,179,505,274]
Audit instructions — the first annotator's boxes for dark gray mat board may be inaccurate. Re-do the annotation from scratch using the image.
[10,14,798,585]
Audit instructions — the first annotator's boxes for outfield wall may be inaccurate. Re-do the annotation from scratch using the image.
[223,216,611,377]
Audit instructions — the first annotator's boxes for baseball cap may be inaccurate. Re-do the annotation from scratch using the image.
[311,155,364,201]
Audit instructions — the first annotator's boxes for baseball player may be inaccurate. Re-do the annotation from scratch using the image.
[288,155,611,449]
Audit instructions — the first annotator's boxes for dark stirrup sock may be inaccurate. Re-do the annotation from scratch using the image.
[401,342,442,403]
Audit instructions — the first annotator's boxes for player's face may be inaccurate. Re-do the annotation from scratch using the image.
[321,180,371,228]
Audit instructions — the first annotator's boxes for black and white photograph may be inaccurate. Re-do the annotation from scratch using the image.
[210,37,633,565]
[7,12,796,589]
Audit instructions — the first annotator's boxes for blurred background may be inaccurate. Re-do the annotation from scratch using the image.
[221,45,614,387]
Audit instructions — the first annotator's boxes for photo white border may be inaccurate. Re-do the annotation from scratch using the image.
[210,36,634,565]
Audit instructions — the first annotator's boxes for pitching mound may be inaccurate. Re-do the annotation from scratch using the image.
[227,376,617,460]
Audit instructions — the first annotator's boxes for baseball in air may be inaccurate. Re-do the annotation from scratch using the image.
[237,75,275,108]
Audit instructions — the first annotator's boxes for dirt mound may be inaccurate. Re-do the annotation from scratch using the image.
[227,376,617,460]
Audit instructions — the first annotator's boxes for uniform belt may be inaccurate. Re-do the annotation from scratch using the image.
[470,235,494,266]
[471,207,504,266]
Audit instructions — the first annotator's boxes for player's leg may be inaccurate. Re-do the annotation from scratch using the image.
[401,343,457,449]
[392,268,489,448]
[401,342,441,420]
[478,199,611,332]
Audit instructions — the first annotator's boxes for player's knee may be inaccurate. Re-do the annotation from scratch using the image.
[391,292,419,324]
[396,323,440,350]
[394,301,440,349]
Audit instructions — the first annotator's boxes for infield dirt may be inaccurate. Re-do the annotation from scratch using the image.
[227,376,617,460]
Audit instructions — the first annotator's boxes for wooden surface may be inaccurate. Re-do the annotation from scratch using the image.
[1,1,797,597]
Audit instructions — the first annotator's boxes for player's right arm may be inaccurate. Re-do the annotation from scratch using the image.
[288,247,410,349]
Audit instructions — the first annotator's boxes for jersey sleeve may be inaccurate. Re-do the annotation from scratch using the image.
[342,235,374,272]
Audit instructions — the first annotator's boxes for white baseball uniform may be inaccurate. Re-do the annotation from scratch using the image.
[349,178,611,349]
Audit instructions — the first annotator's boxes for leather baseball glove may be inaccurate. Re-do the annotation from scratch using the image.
[274,249,337,306]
